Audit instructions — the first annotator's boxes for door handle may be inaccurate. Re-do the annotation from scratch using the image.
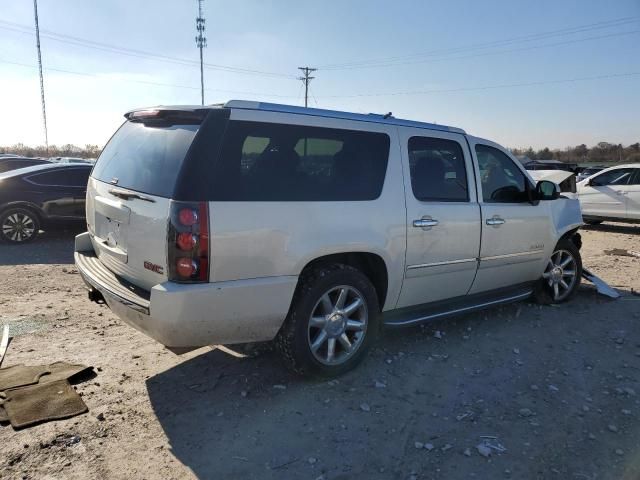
[486,216,505,226]
[413,218,439,228]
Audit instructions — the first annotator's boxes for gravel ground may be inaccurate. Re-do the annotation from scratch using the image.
[0,223,639,480]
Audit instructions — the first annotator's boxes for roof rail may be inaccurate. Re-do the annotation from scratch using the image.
[224,100,465,134]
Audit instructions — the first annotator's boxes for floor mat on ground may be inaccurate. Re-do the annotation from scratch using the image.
[2,379,88,429]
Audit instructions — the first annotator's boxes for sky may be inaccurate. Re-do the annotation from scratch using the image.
[0,0,638,150]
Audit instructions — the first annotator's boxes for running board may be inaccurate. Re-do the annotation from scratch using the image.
[383,286,533,328]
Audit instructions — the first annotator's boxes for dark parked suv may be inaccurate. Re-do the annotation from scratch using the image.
[0,163,92,243]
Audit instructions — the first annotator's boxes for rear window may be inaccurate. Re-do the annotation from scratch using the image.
[209,121,390,201]
[92,121,199,198]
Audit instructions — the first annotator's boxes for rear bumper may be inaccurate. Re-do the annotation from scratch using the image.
[74,232,297,348]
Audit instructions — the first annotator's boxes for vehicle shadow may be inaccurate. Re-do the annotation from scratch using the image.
[0,225,84,266]
[582,222,640,235]
[145,286,627,479]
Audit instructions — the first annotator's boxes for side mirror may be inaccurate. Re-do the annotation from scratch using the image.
[588,178,599,187]
[536,180,560,201]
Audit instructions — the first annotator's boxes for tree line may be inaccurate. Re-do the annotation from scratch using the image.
[3,140,640,165]
[0,143,102,159]
[511,142,640,165]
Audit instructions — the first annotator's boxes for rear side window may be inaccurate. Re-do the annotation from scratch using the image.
[210,121,390,201]
[26,168,91,187]
[476,145,530,203]
[92,121,199,198]
[408,136,468,202]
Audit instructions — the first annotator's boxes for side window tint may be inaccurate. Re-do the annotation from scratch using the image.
[630,169,640,185]
[408,137,468,202]
[476,145,529,203]
[590,168,633,186]
[28,168,90,187]
[212,121,390,201]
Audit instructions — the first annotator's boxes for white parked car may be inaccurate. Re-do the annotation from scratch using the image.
[577,164,640,225]
[75,101,583,376]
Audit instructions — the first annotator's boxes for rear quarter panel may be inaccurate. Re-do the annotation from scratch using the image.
[208,110,407,310]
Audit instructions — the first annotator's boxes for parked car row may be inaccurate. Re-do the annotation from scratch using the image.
[0,163,92,243]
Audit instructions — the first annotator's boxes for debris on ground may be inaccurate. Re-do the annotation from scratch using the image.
[582,267,621,298]
[604,248,640,258]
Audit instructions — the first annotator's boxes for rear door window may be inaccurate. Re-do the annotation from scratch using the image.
[92,121,199,198]
[210,121,390,201]
[27,168,91,187]
[408,136,468,202]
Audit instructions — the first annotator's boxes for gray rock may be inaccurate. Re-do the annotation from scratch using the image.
[530,384,539,391]
[582,405,590,413]
[441,443,453,452]
[360,403,371,412]
[375,381,387,389]
[434,330,443,339]
[463,448,472,457]
[519,408,534,418]
[308,457,317,465]
[615,449,624,456]
[608,424,618,433]
[424,443,435,451]
[273,384,287,390]
[513,348,520,354]
[622,409,632,415]
[476,444,492,458]
[414,441,424,449]
[548,385,559,392]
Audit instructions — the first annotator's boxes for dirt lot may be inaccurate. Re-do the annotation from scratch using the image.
[1,224,640,480]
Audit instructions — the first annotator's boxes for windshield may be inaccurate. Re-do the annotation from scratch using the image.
[92,121,199,198]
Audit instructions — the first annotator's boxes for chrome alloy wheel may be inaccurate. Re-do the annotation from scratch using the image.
[542,249,578,302]
[2,212,36,242]
[308,285,368,365]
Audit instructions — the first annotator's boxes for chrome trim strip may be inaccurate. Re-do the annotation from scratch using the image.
[481,250,544,261]
[407,257,477,270]
[385,291,532,327]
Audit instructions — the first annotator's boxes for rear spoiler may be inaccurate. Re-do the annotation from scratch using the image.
[125,109,209,125]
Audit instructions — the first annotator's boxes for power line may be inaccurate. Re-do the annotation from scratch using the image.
[319,16,639,70]
[32,0,47,152]
[0,18,296,80]
[298,66,316,107]
[195,0,206,105]
[318,71,640,99]
[0,57,300,99]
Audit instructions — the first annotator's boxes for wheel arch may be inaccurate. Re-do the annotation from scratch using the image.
[0,201,45,222]
[296,251,389,311]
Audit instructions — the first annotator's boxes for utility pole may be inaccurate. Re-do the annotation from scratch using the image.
[33,0,48,152]
[298,66,316,108]
[195,0,207,105]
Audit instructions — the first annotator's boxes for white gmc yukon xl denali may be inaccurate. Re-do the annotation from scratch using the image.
[75,100,584,376]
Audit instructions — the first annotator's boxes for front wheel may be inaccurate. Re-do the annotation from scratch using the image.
[276,264,380,377]
[534,238,582,304]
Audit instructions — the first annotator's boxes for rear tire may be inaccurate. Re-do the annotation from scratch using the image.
[533,237,582,304]
[276,264,380,378]
[0,208,40,244]
[584,220,603,226]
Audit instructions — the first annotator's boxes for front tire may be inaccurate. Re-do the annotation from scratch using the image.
[0,208,40,244]
[276,264,380,377]
[534,238,582,304]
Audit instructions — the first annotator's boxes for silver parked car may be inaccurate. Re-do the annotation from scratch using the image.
[75,101,583,376]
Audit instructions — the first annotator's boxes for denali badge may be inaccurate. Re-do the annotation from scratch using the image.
[144,261,164,274]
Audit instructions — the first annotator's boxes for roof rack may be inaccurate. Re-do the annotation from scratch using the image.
[224,100,466,134]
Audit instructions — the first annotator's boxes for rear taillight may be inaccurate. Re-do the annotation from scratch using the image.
[168,201,209,282]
